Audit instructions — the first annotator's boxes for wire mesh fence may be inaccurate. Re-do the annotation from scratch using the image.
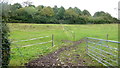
[86,37,119,66]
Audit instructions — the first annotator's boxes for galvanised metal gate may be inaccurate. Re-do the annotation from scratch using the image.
[86,37,120,66]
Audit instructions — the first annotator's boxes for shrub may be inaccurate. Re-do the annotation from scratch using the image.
[1,22,10,68]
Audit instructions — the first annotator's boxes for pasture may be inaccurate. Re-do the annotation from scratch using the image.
[8,23,118,66]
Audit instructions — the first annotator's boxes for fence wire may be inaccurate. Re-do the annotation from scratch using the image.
[10,35,53,66]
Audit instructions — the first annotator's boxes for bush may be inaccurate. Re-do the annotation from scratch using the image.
[1,22,10,68]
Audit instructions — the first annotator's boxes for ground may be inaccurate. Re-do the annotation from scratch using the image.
[8,23,118,66]
[25,39,102,67]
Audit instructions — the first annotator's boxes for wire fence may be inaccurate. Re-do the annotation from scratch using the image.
[10,35,54,66]
[11,36,50,43]
[86,37,119,66]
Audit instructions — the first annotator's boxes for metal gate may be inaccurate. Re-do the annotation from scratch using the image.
[86,37,120,66]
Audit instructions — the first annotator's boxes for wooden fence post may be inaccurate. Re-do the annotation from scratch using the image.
[106,34,108,40]
[106,34,108,45]
[52,34,54,46]
[73,32,75,41]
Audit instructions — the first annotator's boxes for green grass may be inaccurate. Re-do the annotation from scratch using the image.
[8,23,118,66]
[59,42,104,66]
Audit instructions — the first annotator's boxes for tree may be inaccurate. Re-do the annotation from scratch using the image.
[11,3,22,10]
[40,6,54,17]
[65,8,78,17]
[22,1,33,7]
[14,6,37,23]
[77,16,89,24]
[64,8,78,24]
[40,6,55,23]
[8,3,22,22]
[1,22,10,68]
[0,1,10,68]
[1,2,11,22]
[56,6,65,20]
[33,5,45,23]
[93,11,115,23]
[73,7,82,15]
[36,5,44,11]
[53,5,58,14]
[82,9,91,16]
[1,2,119,24]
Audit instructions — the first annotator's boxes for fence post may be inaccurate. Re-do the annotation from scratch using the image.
[52,34,54,46]
[106,34,108,46]
[86,37,88,54]
[74,32,75,41]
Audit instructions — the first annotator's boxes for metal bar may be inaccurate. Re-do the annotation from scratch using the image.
[87,53,107,66]
[88,48,118,64]
[87,37,120,43]
[86,38,88,54]
[86,37,118,66]
[88,41,118,51]
[88,52,113,66]
[11,40,52,49]
[12,36,49,43]
[88,45,117,57]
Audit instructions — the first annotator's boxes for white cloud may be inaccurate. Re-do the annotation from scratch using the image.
[9,0,120,18]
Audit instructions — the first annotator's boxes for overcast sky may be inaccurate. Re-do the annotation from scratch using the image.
[7,0,120,18]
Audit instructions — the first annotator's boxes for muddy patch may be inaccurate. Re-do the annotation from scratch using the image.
[25,39,85,67]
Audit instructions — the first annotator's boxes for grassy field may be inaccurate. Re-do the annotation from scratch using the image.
[8,23,118,66]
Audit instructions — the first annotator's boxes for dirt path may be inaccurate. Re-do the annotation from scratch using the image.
[25,39,85,67]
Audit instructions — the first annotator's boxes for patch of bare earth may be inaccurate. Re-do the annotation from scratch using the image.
[25,39,85,67]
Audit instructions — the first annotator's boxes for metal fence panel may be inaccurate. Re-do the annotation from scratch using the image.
[86,37,119,66]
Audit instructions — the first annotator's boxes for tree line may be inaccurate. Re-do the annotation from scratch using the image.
[1,2,119,24]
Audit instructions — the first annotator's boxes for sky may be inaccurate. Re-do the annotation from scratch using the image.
[5,0,120,18]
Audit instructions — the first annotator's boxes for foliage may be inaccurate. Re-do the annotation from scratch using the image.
[10,3,22,10]
[1,2,119,24]
[64,8,78,24]
[1,22,10,68]
[0,2,11,67]
[73,7,82,15]
[82,9,91,16]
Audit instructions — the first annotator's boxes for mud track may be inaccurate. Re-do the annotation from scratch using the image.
[25,39,85,67]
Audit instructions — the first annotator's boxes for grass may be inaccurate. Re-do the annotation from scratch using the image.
[58,40,118,66]
[8,23,118,66]
[59,42,104,66]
